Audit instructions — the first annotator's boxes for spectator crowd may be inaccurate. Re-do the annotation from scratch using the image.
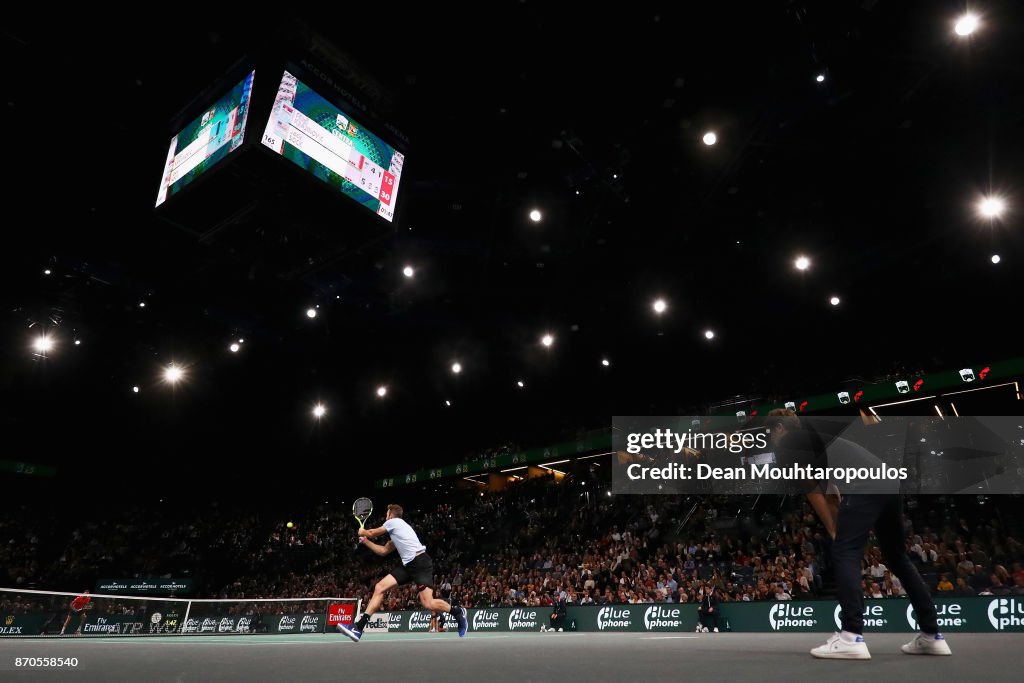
[2,472,1023,613]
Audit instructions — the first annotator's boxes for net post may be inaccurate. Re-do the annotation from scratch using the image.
[181,600,192,636]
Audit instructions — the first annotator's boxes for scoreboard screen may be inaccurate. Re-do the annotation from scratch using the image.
[261,70,404,222]
[156,71,255,207]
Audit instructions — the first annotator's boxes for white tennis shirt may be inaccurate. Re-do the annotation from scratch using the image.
[383,518,427,565]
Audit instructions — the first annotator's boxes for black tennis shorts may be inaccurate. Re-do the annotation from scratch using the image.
[391,553,434,590]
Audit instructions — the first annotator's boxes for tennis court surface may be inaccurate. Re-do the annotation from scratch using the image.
[3,631,1023,682]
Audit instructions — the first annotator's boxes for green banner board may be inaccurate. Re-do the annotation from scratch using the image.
[387,598,1024,633]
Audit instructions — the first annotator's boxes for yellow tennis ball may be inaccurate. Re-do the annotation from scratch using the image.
[286,522,294,529]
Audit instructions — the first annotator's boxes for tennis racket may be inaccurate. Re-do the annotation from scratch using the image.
[353,497,373,548]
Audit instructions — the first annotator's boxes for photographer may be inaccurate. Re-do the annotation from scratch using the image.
[696,585,720,633]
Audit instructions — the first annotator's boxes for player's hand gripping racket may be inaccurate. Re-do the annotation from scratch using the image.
[353,497,373,549]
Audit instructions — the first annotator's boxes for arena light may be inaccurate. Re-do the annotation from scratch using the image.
[578,452,612,461]
[313,404,326,419]
[376,385,388,398]
[529,209,542,223]
[866,395,936,419]
[32,335,54,354]
[541,333,554,347]
[795,255,810,271]
[229,343,240,353]
[445,400,451,407]
[954,13,980,37]
[830,296,841,306]
[451,362,462,374]
[139,301,147,308]
[978,196,1006,219]
[500,466,529,473]
[132,386,140,393]
[163,364,183,384]
[403,265,415,278]
[704,329,715,340]
[601,358,610,367]
[306,308,317,319]
[539,459,570,467]
[517,380,525,388]
[702,131,717,146]
[43,269,51,275]
[942,381,1019,398]
[815,73,825,83]
[652,298,667,314]
[991,254,1001,264]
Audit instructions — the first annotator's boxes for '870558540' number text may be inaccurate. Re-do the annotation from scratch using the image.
[14,657,79,667]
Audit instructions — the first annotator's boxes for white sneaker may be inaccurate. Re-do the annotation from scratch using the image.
[713,627,719,633]
[810,632,871,660]
[557,628,563,632]
[702,627,709,633]
[540,626,547,632]
[696,625,702,633]
[902,632,952,656]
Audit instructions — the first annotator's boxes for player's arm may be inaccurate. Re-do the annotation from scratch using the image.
[806,490,837,539]
[358,525,388,539]
[361,539,395,556]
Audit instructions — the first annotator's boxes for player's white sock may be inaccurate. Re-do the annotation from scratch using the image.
[840,630,861,643]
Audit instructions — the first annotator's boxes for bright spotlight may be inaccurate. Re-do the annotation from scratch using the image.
[229,343,240,353]
[979,196,1006,219]
[74,339,81,346]
[541,334,554,347]
[517,380,525,388]
[164,365,183,383]
[653,299,667,314]
[704,329,715,340]
[376,385,388,398]
[815,73,825,83]
[601,358,610,367]
[830,296,841,306]
[313,404,326,419]
[991,254,1001,264]
[702,131,717,146]
[445,400,451,407]
[132,386,140,393]
[955,14,979,37]
[139,301,146,308]
[451,362,462,374]
[43,269,51,275]
[306,308,317,319]
[238,339,245,344]
[403,265,415,278]
[529,209,542,223]
[33,336,54,353]
[795,256,810,271]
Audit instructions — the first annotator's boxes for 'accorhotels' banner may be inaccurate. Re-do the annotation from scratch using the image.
[95,578,193,595]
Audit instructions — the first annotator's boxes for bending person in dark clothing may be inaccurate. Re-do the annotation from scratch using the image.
[766,409,951,660]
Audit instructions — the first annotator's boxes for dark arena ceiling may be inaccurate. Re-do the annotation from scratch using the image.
[2,2,1023,489]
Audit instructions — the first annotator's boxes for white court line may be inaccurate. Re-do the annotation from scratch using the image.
[83,635,513,645]
[645,636,699,639]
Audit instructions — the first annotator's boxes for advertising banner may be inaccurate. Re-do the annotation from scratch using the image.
[4,598,1018,636]
[328,603,355,628]
[95,579,193,596]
